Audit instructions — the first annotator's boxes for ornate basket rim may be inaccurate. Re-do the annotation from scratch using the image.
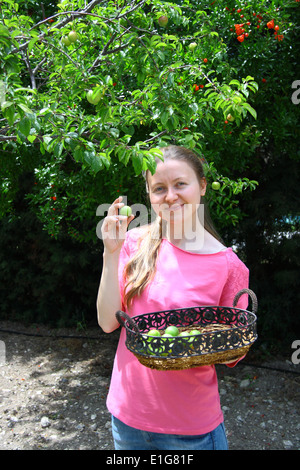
[126,305,257,334]
[116,289,258,370]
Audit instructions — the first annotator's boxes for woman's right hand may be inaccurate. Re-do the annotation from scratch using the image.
[101,196,135,254]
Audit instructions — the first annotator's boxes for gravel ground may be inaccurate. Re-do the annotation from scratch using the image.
[0,321,299,451]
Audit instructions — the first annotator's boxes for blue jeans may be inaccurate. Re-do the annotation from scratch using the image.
[111,415,228,450]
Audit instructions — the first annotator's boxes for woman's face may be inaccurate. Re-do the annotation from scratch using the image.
[147,159,207,228]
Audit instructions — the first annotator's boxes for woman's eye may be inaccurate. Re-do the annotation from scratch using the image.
[152,182,186,193]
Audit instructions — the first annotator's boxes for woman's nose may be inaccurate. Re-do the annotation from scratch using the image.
[164,187,178,203]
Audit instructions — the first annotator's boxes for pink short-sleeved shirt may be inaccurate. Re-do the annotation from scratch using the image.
[106,228,249,435]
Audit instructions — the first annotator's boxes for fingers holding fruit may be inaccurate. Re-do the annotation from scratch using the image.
[101,197,134,252]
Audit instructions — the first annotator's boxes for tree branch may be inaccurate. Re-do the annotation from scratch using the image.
[11,0,104,54]
[0,135,17,141]
[22,51,37,90]
[144,130,169,144]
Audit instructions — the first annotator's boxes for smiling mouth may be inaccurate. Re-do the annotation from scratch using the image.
[166,204,184,211]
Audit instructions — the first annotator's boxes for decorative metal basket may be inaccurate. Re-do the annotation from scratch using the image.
[116,289,258,371]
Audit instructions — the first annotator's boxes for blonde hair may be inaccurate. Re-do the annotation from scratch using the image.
[123,145,222,309]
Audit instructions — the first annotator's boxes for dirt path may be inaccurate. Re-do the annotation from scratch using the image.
[0,321,299,450]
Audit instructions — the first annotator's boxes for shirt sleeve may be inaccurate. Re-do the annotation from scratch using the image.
[219,249,249,309]
[220,249,250,368]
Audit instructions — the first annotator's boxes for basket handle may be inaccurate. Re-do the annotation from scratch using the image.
[233,288,258,314]
[115,310,141,334]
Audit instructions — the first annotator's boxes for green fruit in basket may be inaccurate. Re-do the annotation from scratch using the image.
[164,326,179,336]
[145,329,162,355]
[161,333,174,356]
[178,330,193,347]
[147,329,161,337]
[179,331,190,337]
[189,329,201,336]
[147,343,159,355]
[188,329,201,350]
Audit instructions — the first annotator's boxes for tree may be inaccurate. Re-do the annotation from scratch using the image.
[1,0,299,334]
[1,0,260,241]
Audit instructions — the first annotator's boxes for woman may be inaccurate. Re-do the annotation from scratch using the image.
[97,145,249,450]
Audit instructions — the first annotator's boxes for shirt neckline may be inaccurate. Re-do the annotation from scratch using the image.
[162,238,231,255]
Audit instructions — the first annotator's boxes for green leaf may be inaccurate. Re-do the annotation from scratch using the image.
[242,103,257,120]
[83,151,104,173]
[161,111,169,126]
[28,37,39,53]
[131,151,144,175]
[17,103,33,114]
[2,104,15,125]
[229,80,241,87]
[214,99,223,111]
[19,116,31,137]
[1,101,13,110]
[15,87,36,94]
[27,134,37,143]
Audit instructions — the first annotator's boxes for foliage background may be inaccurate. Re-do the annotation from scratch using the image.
[0,0,299,349]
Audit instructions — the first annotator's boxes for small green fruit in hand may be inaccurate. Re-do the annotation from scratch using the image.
[119,205,132,217]
[164,326,179,337]
[189,42,197,51]
[212,181,221,190]
[68,30,78,43]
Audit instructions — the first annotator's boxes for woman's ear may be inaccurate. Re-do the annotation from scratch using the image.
[200,177,207,196]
